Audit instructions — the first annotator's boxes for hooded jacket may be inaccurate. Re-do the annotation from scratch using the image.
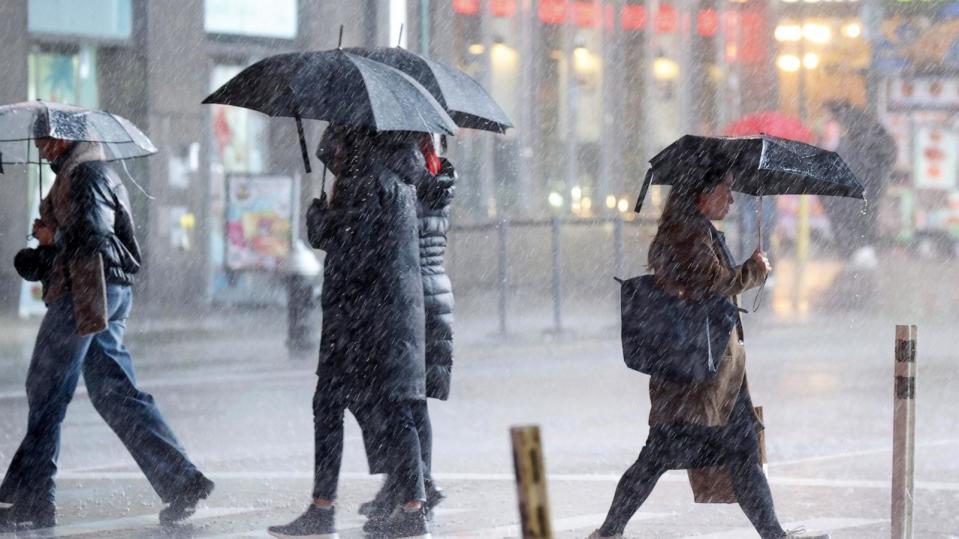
[38,142,142,334]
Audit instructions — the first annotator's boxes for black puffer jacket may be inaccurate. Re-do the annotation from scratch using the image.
[389,153,456,400]
[417,164,455,400]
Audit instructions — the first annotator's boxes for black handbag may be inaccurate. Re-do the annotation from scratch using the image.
[617,274,740,384]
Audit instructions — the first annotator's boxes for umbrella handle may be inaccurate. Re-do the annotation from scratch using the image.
[294,114,312,174]
[634,169,654,213]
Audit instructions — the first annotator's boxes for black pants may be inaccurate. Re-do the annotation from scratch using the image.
[312,382,425,504]
[601,394,784,538]
[412,400,432,479]
[600,444,783,538]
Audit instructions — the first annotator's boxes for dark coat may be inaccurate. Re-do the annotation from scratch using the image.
[390,155,457,400]
[646,213,766,427]
[38,142,142,334]
[307,154,426,405]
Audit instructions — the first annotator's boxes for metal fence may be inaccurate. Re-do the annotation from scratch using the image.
[446,216,658,335]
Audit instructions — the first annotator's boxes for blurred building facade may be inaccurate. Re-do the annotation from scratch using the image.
[0,0,398,312]
[403,0,779,220]
[4,0,946,313]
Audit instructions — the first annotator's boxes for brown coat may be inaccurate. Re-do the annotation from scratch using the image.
[39,142,109,336]
[646,214,767,428]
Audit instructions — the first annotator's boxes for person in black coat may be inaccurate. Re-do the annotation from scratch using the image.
[268,125,430,539]
[358,136,456,523]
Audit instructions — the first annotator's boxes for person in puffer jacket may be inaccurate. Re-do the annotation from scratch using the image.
[360,135,456,525]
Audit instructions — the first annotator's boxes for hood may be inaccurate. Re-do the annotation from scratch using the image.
[51,141,106,175]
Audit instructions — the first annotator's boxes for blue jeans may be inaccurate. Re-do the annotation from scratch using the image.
[0,285,201,509]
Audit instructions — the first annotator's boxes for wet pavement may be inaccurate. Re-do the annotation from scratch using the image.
[0,255,957,538]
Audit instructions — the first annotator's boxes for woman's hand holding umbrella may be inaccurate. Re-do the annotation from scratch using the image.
[751,249,771,273]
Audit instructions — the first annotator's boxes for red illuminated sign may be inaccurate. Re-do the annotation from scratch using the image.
[622,4,646,30]
[697,8,718,37]
[453,0,480,15]
[573,2,602,27]
[655,3,677,33]
[539,0,568,24]
[491,0,517,17]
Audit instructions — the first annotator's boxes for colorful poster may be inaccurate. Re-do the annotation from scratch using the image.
[913,126,959,190]
[225,175,294,271]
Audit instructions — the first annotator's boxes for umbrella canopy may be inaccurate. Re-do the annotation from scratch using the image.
[636,134,864,212]
[723,111,814,143]
[0,100,157,165]
[203,49,458,135]
[345,46,513,133]
[203,49,457,172]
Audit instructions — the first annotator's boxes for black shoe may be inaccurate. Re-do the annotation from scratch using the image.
[4,501,56,530]
[377,505,431,538]
[359,483,392,517]
[159,474,215,524]
[0,505,15,532]
[268,505,337,538]
[25,502,56,529]
[424,480,447,512]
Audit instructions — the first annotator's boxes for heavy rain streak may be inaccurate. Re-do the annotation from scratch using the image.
[0,1,955,538]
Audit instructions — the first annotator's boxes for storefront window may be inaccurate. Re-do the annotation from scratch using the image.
[209,65,268,174]
[29,0,132,39]
[205,0,297,39]
[208,64,272,301]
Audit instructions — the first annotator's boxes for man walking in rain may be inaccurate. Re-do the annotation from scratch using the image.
[0,125,214,531]
[268,124,431,539]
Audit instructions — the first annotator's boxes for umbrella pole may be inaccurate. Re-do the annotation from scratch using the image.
[757,195,764,251]
[294,114,312,174]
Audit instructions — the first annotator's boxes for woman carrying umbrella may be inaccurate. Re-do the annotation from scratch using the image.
[268,125,431,539]
[590,161,826,539]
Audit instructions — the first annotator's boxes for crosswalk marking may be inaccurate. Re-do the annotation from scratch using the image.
[54,469,959,494]
[445,512,674,538]
[679,517,885,538]
[0,507,256,538]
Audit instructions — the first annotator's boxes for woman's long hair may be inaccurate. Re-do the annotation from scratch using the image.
[648,165,728,273]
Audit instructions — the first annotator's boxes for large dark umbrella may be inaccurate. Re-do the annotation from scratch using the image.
[0,100,157,199]
[345,46,513,133]
[636,134,864,248]
[202,49,458,173]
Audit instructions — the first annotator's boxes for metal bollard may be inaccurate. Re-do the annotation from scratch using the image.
[511,425,553,539]
[550,217,563,333]
[498,219,509,336]
[285,240,322,355]
[892,325,917,539]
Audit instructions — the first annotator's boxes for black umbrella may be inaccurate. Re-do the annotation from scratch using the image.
[636,134,864,248]
[202,48,458,173]
[345,46,513,134]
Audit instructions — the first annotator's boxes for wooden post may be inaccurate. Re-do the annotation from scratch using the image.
[511,425,553,539]
[892,325,917,539]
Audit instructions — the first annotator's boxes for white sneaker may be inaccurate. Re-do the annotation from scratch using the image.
[783,527,830,538]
